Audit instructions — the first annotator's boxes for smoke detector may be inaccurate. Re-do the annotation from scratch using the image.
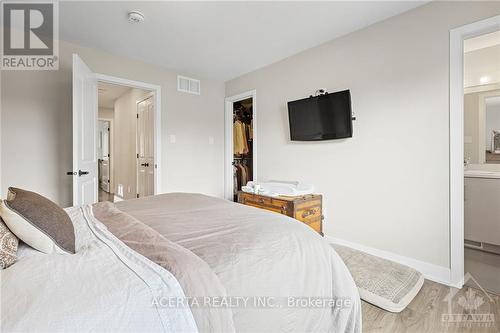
[128,11,145,23]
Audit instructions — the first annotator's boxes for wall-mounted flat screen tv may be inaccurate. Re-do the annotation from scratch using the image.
[288,89,353,141]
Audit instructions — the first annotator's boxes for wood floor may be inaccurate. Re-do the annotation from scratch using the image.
[98,189,114,203]
[465,248,500,295]
[363,280,500,333]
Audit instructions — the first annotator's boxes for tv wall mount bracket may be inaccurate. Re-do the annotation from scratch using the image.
[309,89,356,121]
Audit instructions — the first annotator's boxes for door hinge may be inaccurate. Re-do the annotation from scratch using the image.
[136,113,139,119]
[136,194,139,198]
[137,153,139,158]
[107,127,110,131]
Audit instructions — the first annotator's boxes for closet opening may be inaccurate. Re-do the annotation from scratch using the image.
[233,98,254,201]
[224,90,257,201]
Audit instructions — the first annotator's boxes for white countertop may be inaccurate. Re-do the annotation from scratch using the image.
[464,167,500,179]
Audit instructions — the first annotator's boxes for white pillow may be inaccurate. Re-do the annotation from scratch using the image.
[0,200,67,254]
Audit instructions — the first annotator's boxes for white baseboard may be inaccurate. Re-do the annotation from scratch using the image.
[326,236,454,287]
[113,195,124,202]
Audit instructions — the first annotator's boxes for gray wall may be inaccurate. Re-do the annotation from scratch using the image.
[1,40,225,207]
[225,1,500,269]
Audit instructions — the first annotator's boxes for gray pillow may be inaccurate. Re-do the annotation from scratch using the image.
[0,187,75,254]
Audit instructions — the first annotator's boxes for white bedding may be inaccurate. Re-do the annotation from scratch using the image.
[1,193,362,333]
[0,205,198,333]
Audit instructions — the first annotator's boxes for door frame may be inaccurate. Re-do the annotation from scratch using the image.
[224,90,257,201]
[449,14,500,288]
[95,73,162,195]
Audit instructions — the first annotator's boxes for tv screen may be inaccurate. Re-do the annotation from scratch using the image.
[288,90,353,141]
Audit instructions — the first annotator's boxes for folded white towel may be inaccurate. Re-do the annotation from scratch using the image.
[245,181,314,197]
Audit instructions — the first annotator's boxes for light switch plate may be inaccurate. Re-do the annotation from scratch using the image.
[169,134,176,143]
[208,136,214,145]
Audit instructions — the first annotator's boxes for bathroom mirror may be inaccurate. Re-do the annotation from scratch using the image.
[464,92,500,165]
[485,96,500,163]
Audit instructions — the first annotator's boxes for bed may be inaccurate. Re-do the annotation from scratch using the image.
[1,193,361,333]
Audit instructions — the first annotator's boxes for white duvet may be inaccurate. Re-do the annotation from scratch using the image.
[1,193,362,333]
[115,193,362,333]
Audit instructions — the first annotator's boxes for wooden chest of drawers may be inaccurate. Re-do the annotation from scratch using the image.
[237,192,323,235]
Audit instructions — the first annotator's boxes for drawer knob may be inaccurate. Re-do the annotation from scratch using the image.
[258,198,265,204]
[302,209,316,218]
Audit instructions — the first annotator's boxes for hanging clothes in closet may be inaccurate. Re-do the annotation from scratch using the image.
[233,120,249,155]
[233,160,251,191]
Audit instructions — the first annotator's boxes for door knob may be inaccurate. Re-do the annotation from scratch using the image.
[78,170,89,176]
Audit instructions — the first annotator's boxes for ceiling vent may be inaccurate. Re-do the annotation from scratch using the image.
[177,75,200,95]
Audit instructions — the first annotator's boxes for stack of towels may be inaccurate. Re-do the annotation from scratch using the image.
[242,181,314,197]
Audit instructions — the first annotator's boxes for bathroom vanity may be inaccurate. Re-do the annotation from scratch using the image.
[464,165,500,249]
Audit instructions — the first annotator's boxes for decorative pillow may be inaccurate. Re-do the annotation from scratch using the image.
[0,217,18,269]
[0,188,75,254]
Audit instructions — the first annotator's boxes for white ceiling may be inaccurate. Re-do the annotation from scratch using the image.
[464,42,500,88]
[98,82,131,108]
[60,1,426,81]
[464,30,500,53]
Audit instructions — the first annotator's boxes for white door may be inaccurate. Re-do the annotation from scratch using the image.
[136,96,155,198]
[72,54,98,205]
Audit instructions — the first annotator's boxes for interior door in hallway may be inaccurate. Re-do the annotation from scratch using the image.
[136,96,155,198]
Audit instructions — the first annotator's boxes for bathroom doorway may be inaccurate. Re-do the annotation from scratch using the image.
[462,30,500,295]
